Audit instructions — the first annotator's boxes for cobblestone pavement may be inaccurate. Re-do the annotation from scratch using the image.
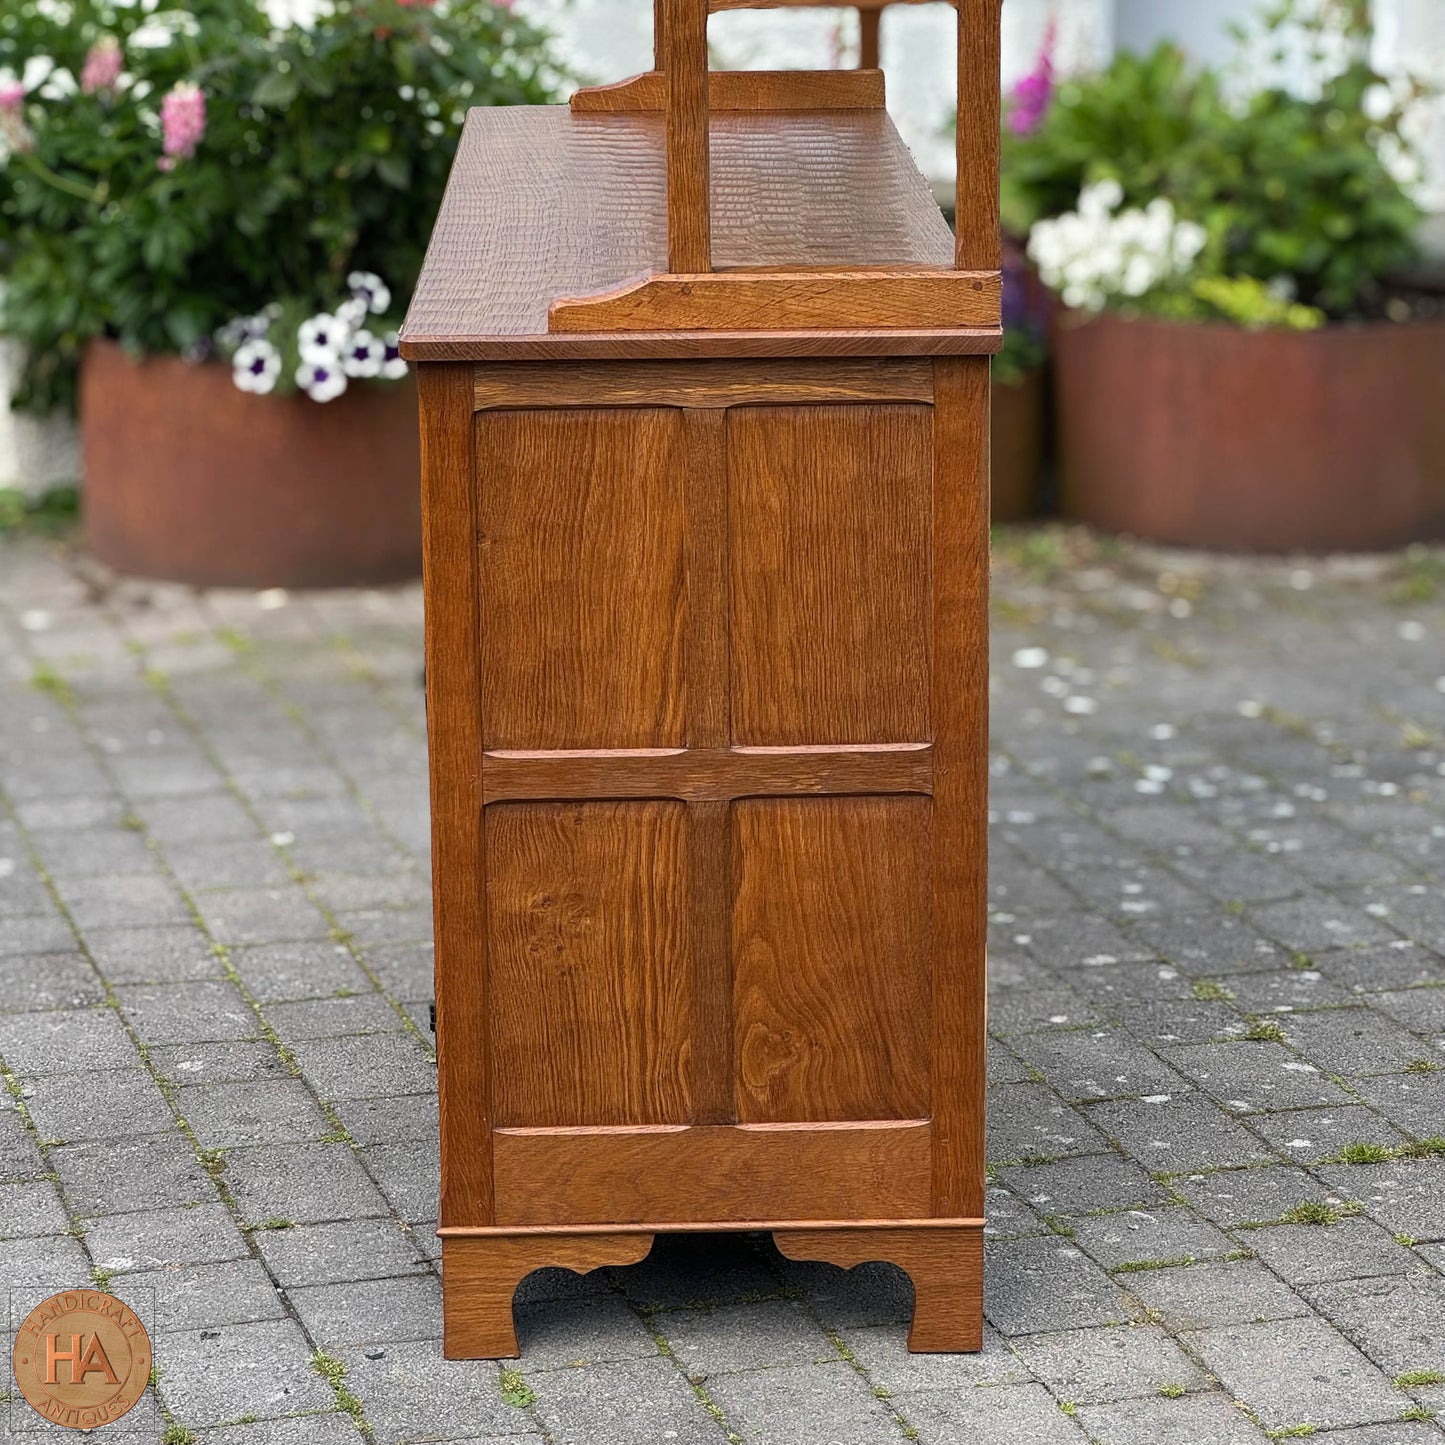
[1,530,1444,1445]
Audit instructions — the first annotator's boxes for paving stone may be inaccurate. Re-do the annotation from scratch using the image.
[170,839,294,890]
[1313,1160,1445,1242]
[360,1139,438,1223]
[198,885,334,946]
[1190,1316,1405,1431]
[126,1258,289,1331]
[1227,968,1356,1014]
[1129,911,1281,976]
[1320,946,1445,995]
[1088,1092,1279,1172]
[1068,1206,1236,1271]
[0,1230,91,1285]
[1312,1427,1445,1445]
[997,1152,1169,1214]
[155,1317,334,1428]
[988,981,1106,1035]
[81,923,222,983]
[1108,995,1244,1047]
[1250,896,1399,955]
[363,940,435,1001]
[332,1092,437,1146]
[23,1068,174,1143]
[264,992,402,1041]
[892,1381,1091,1445]
[222,1142,392,1226]
[1244,1219,1418,1285]
[530,1354,726,1445]
[1375,987,1445,1036]
[1305,1273,1445,1377]
[196,1415,363,1445]
[0,951,105,1012]
[53,1132,216,1216]
[177,1079,333,1149]
[119,979,260,1046]
[1076,1390,1272,1445]
[1350,1073,1445,1137]
[0,1178,69,1238]
[289,1272,442,1346]
[984,1181,1051,1239]
[1282,1009,1431,1076]
[86,1203,251,1273]
[616,1233,785,1312]
[286,1032,435,1100]
[1163,1040,1352,1111]
[1126,1258,1311,1329]
[1011,1323,1206,1403]
[1174,1164,1351,1226]
[56,871,192,929]
[0,1006,139,1076]
[844,1323,1033,1393]
[513,1293,659,1370]
[227,941,375,1003]
[984,1234,1126,1335]
[0,1106,46,1180]
[656,1299,838,1376]
[148,1039,291,1086]
[1247,1104,1412,1164]
[701,1359,899,1445]
[252,1217,429,1287]
[1009,1029,1190,1102]
[986,1081,1112,1163]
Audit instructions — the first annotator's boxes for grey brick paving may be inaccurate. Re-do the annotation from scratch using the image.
[2,535,1444,1442]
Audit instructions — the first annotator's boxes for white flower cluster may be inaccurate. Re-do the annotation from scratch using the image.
[220,271,404,403]
[1027,180,1208,314]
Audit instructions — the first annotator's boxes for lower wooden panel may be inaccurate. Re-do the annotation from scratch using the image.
[491,1121,931,1226]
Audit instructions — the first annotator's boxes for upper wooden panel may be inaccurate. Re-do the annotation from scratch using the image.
[401,105,957,358]
[728,403,932,746]
[476,407,687,751]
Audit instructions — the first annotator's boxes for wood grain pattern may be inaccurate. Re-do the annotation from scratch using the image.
[492,1121,931,1225]
[479,744,934,803]
[476,407,687,750]
[486,802,693,1127]
[472,358,934,410]
[728,404,931,745]
[571,69,886,113]
[418,363,493,1229]
[775,1225,984,1352]
[399,107,956,355]
[859,6,881,69]
[549,270,1001,334]
[732,797,932,1122]
[929,357,990,1220]
[955,0,1002,272]
[710,0,941,9]
[443,1232,654,1357]
[667,0,711,273]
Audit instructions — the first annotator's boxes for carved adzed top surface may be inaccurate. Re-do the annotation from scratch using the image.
[401,104,954,349]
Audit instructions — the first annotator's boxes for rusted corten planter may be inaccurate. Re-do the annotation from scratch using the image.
[1054,313,1445,553]
[991,365,1045,523]
[81,339,421,588]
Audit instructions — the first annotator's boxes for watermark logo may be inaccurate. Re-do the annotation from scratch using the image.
[11,1290,151,1431]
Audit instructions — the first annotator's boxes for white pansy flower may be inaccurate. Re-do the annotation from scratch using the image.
[297,312,350,365]
[341,329,386,378]
[336,295,369,330]
[347,270,391,315]
[297,358,347,403]
[232,338,281,395]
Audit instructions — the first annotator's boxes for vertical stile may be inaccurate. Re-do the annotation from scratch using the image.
[954,0,1002,272]
[666,0,712,273]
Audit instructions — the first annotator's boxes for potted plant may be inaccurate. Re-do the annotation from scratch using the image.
[0,0,559,587]
[1003,0,1445,554]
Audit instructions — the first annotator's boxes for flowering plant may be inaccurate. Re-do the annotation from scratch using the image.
[1002,0,1430,324]
[0,0,561,410]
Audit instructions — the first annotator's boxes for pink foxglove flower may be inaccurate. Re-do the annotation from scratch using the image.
[0,81,24,112]
[160,81,205,166]
[81,36,123,96]
[1008,21,1056,136]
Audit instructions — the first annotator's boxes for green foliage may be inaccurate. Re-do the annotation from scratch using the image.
[1003,0,1426,322]
[0,484,78,533]
[0,0,562,411]
[992,324,1048,386]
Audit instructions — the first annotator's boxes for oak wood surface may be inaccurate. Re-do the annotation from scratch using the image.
[928,357,990,1219]
[667,0,711,272]
[472,358,934,410]
[548,269,1001,334]
[476,407,687,751]
[443,1232,654,1357]
[956,0,1003,271]
[732,797,932,1123]
[571,68,886,113]
[775,1225,984,1352]
[486,801,693,1128]
[400,107,956,357]
[479,743,934,804]
[419,363,492,1229]
[491,1121,932,1225]
[728,403,931,745]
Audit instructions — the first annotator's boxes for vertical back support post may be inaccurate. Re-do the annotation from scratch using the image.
[666,0,712,273]
[954,0,1001,272]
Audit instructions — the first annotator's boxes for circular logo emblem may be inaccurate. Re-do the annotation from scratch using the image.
[11,1290,151,1430]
